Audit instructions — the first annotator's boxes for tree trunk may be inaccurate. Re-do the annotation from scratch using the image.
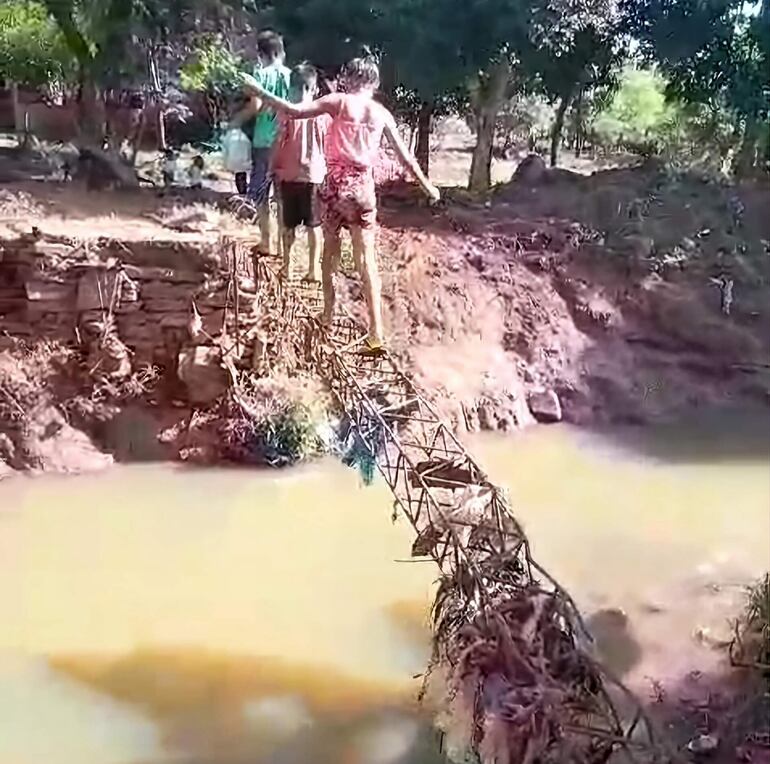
[77,77,106,146]
[148,49,167,152]
[733,118,762,177]
[415,101,433,175]
[130,108,147,166]
[550,92,572,168]
[408,120,417,153]
[469,111,497,191]
[156,103,167,152]
[573,89,584,158]
[10,83,32,149]
[469,59,513,192]
[10,83,24,135]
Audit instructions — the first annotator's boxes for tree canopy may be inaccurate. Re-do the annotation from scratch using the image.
[0,0,74,86]
[624,0,769,171]
[1,0,767,179]
[592,67,675,149]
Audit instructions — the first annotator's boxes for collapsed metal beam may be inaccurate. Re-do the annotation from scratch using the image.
[240,246,664,764]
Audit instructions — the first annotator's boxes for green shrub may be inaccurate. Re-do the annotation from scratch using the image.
[221,378,329,468]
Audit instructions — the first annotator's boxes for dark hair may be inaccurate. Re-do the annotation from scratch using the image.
[340,56,380,92]
[256,30,285,61]
[192,155,204,167]
[291,62,319,91]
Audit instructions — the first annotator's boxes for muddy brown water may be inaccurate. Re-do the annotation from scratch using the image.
[1,416,768,764]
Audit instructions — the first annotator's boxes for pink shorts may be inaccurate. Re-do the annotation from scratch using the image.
[320,164,377,233]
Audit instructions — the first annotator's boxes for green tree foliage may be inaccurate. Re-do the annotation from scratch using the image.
[269,0,633,182]
[523,0,624,166]
[592,67,676,150]
[180,35,247,126]
[180,36,245,94]
[589,65,756,173]
[0,0,74,86]
[31,0,256,143]
[624,0,770,173]
[267,0,474,173]
[267,0,532,185]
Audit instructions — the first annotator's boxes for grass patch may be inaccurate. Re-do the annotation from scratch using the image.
[732,573,770,671]
[223,375,329,467]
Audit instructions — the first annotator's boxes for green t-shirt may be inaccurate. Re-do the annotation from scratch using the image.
[252,62,291,148]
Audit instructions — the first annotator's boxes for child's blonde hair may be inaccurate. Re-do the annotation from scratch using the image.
[340,56,380,93]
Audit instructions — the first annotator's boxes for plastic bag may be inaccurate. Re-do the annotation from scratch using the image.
[222,128,252,173]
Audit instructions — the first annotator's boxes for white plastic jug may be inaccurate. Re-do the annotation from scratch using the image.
[222,128,252,173]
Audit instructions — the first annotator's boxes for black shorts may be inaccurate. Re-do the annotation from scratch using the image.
[280,181,321,229]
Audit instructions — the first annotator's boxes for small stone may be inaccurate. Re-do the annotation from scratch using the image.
[25,279,75,302]
[528,389,562,423]
[687,735,719,756]
[476,402,496,431]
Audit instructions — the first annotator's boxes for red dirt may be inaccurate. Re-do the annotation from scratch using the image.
[1,162,769,477]
[361,167,770,428]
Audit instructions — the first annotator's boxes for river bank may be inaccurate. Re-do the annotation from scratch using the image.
[1,157,769,761]
[1,158,769,477]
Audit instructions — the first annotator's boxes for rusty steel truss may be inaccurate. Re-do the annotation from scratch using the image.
[242,246,664,763]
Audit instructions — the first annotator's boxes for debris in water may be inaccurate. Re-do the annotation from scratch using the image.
[342,430,378,486]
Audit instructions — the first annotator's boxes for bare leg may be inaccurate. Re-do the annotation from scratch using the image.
[275,195,284,262]
[281,227,296,278]
[258,202,271,253]
[350,225,383,346]
[306,226,322,281]
[321,228,342,327]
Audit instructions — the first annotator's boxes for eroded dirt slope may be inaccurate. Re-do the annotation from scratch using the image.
[1,162,769,475]
[363,164,770,427]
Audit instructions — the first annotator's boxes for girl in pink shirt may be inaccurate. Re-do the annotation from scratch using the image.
[243,57,439,351]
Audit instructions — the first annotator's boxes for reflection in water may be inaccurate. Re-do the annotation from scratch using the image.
[0,657,160,764]
[1,419,769,763]
[0,462,439,764]
[49,651,442,763]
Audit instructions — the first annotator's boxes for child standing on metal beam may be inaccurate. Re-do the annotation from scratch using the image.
[242,56,440,352]
[271,63,331,282]
[245,30,291,255]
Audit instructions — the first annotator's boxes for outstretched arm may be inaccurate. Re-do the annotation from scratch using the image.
[382,115,440,202]
[229,98,258,128]
[241,73,340,118]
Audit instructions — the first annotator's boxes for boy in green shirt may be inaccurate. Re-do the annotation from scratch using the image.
[247,31,291,254]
